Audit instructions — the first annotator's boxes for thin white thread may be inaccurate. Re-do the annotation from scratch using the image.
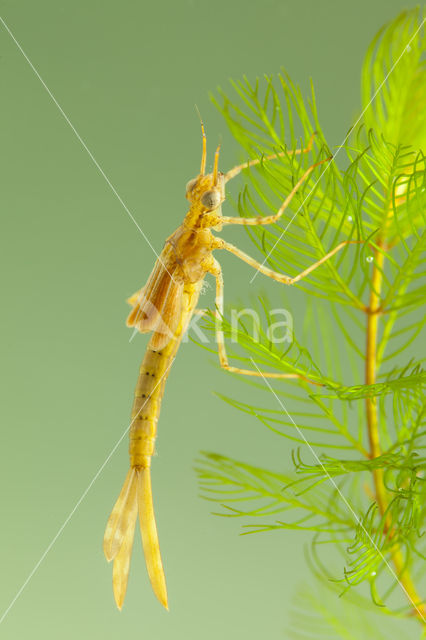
[249,18,425,283]
[0,357,175,625]
[0,15,175,282]
[250,358,425,622]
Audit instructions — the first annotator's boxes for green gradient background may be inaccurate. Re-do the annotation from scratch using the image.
[0,1,419,638]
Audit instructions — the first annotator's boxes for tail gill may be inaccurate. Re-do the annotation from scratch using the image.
[103,467,168,610]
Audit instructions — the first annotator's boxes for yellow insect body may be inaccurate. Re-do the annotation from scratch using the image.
[103,126,355,610]
[103,146,225,611]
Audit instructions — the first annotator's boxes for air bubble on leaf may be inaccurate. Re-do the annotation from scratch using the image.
[406,45,411,52]
[366,256,374,263]
[371,571,377,577]
[347,215,353,222]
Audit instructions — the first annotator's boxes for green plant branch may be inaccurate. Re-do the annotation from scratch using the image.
[197,9,426,635]
[365,241,388,511]
[365,230,425,623]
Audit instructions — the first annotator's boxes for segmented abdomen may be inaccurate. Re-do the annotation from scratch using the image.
[129,347,172,467]
[129,282,201,468]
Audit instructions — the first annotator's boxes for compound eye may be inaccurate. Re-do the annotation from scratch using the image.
[201,189,221,210]
[185,178,197,194]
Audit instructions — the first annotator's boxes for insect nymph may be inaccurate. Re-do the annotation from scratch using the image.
[103,124,354,610]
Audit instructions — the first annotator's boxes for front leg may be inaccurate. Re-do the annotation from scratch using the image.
[209,259,321,384]
[221,157,331,227]
[223,132,317,184]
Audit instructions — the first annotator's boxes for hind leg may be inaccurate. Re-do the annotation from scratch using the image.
[209,259,321,385]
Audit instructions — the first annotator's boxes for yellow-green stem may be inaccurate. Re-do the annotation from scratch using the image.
[365,243,425,624]
[365,247,388,514]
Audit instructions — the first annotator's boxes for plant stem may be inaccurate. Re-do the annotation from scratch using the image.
[392,547,426,623]
[365,242,425,624]
[365,245,387,514]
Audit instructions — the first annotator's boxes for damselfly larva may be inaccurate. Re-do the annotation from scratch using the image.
[103,124,358,610]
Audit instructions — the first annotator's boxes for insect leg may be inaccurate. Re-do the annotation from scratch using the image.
[221,156,330,226]
[223,132,316,184]
[210,259,320,383]
[215,239,361,285]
